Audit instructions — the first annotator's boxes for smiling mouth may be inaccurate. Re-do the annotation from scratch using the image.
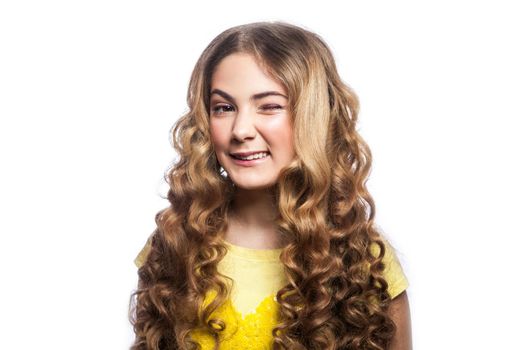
[230,151,270,161]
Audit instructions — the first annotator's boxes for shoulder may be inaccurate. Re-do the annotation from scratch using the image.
[134,232,154,269]
[370,235,409,299]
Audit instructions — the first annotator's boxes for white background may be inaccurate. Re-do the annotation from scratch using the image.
[1,1,524,349]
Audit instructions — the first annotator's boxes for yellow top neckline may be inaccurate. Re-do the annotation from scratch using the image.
[222,239,283,262]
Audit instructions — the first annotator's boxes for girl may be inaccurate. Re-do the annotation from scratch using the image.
[129,21,411,350]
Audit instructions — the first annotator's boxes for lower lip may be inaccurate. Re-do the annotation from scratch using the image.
[230,154,270,166]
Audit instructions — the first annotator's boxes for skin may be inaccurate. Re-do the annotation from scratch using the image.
[388,291,413,350]
[208,53,412,348]
[209,53,294,249]
[209,53,295,191]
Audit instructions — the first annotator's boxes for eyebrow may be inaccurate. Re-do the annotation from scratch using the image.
[210,89,288,104]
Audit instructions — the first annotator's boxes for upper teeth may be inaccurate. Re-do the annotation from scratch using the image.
[237,152,269,160]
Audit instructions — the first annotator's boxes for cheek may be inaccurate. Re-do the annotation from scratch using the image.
[210,122,228,150]
[270,118,295,158]
[284,133,296,159]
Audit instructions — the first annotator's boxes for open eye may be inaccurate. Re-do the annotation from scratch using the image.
[212,104,235,115]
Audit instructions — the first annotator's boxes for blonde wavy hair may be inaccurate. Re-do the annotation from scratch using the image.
[129,21,396,349]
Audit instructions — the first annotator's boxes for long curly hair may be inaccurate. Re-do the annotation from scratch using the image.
[129,21,396,350]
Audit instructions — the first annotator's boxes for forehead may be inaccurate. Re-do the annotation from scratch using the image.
[210,53,286,96]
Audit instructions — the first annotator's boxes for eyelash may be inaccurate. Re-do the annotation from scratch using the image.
[211,104,283,114]
[212,105,234,114]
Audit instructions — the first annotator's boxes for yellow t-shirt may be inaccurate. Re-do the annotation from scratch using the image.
[134,236,409,350]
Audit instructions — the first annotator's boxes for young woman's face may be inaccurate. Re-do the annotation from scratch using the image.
[209,53,295,190]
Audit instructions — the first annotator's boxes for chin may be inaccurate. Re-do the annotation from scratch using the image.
[231,179,276,191]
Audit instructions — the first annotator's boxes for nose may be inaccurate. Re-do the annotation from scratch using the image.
[231,106,256,142]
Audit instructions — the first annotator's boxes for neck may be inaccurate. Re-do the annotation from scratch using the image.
[225,186,284,248]
[230,187,277,224]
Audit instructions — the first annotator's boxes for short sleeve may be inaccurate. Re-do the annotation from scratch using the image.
[371,237,409,299]
[134,234,153,269]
